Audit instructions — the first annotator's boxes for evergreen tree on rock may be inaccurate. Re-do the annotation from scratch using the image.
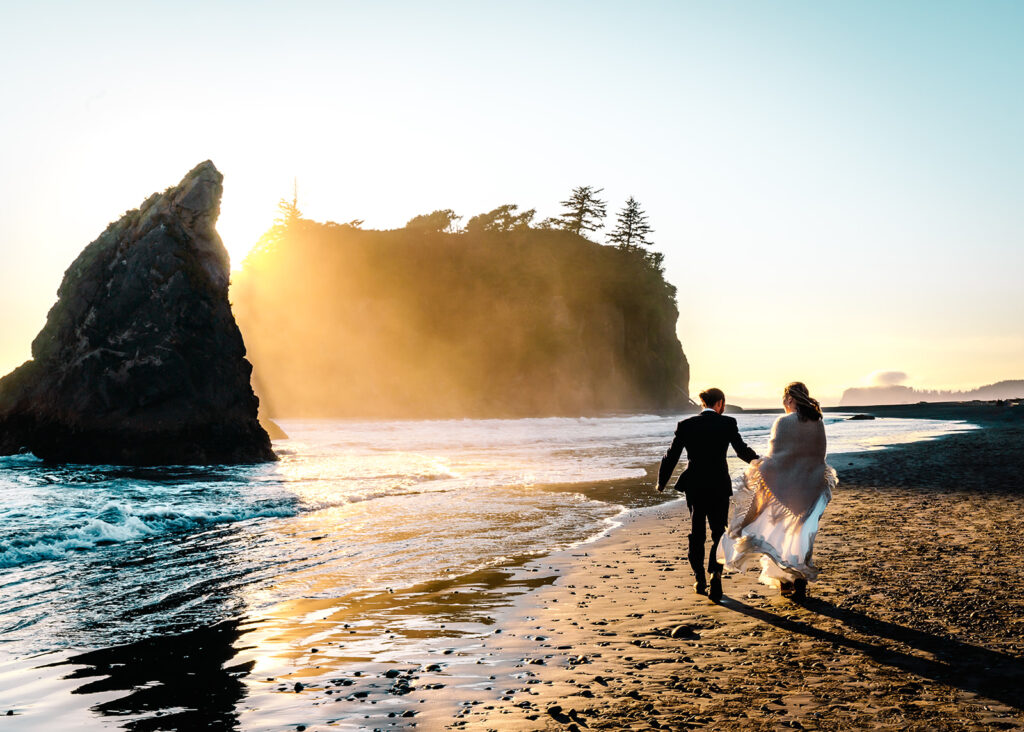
[556,185,607,237]
[607,196,653,252]
[276,179,303,226]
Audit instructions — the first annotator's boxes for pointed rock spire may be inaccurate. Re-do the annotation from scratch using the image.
[0,161,276,464]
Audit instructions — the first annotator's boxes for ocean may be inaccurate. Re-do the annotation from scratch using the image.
[0,412,974,727]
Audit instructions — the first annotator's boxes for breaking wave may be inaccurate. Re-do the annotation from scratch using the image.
[0,499,299,569]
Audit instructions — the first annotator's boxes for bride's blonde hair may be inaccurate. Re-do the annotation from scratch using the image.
[785,382,822,422]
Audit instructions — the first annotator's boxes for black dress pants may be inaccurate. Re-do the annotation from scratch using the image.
[688,496,729,581]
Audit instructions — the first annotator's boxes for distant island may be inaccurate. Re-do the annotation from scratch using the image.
[839,379,1024,407]
[231,190,690,418]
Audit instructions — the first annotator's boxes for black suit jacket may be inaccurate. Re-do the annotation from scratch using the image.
[658,411,759,502]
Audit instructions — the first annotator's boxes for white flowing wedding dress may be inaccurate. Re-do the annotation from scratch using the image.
[719,412,837,588]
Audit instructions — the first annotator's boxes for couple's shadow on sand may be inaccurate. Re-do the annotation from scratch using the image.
[719,593,1024,711]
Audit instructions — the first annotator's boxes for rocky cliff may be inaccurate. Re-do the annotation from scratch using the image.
[0,161,275,464]
[231,219,690,418]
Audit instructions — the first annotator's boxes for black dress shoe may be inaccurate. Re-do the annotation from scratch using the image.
[793,578,807,599]
[709,573,723,601]
[693,581,708,595]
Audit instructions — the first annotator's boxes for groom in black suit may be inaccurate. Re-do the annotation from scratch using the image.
[657,387,759,601]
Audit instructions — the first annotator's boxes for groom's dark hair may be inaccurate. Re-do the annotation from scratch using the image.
[699,388,725,407]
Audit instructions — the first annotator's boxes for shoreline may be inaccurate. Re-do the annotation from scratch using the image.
[749,398,1023,422]
[436,405,1024,730]
[3,406,1023,729]
[408,405,1024,729]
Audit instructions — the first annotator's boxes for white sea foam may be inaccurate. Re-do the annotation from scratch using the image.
[0,500,298,569]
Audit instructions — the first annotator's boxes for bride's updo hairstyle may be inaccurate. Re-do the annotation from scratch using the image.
[785,382,823,422]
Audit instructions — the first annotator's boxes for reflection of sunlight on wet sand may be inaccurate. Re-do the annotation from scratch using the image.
[232,561,558,726]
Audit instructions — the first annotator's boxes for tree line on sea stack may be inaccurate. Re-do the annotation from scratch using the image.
[238,182,687,419]
[274,185,663,272]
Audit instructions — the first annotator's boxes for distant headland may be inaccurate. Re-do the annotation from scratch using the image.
[840,380,1024,407]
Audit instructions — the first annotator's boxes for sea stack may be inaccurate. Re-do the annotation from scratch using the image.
[0,161,276,465]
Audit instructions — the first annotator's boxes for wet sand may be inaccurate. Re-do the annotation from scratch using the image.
[5,402,1024,730]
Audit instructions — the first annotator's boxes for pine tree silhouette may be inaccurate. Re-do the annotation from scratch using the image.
[556,185,607,236]
[607,196,653,252]
[276,178,303,225]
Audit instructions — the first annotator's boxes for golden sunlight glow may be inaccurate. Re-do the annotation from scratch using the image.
[218,195,273,272]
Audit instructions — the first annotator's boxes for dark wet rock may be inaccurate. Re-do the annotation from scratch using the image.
[293,682,304,692]
[547,705,573,724]
[847,414,876,420]
[669,624,699,639]
[0,161,275,465]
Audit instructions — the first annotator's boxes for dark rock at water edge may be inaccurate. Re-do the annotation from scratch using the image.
[0,161,275,465]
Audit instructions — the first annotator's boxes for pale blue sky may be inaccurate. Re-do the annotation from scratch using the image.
[1,1,1021,404]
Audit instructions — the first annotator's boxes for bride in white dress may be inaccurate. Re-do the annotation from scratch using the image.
[719,382,837,598]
